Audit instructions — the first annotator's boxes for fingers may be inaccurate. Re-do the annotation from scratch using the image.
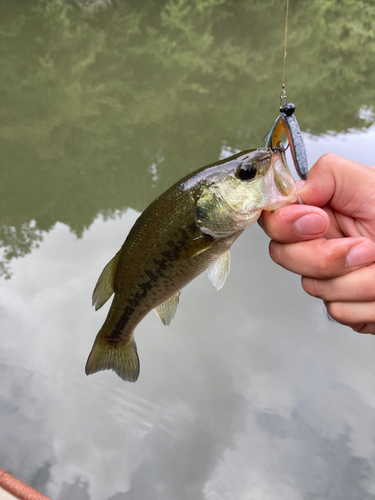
[260,204,330,243]
[302,264,375,302]
[269,237,375,279]
[324,302,375,335]
[302,264,375,335]
[352,323,375,335]
[261,154,375,244]
[297,154,375,218]
[261,154,375,335]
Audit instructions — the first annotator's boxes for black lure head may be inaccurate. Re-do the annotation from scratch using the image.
[279,102,295,116]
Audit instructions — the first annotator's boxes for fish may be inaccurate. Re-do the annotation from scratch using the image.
[264,103,308,180]
[85,147,298,382]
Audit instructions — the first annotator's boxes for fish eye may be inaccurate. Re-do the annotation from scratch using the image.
[237,163,257,181]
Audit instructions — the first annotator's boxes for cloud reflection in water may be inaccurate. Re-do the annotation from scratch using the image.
[1,131,375,499]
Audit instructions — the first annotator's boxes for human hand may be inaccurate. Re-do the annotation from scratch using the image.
[260,154,375,334]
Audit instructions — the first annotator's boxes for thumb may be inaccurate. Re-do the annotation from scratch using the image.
[297,154,375,217]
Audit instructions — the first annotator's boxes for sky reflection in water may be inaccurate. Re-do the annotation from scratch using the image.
[1,0,375,497]
[1,129,375,499]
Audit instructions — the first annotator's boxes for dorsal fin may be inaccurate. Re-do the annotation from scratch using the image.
[92,250,121,311]
[154,292,181,326]
[207,249,231,290]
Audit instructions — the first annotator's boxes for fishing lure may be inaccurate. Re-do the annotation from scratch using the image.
[264,103,308,180]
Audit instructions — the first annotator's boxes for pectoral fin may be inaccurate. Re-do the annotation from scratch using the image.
[154,292,181,326]
[92,250,121,311]
[178,234,213,259]
[208,249,231,290]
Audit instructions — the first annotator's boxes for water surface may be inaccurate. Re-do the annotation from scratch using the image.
[1,1,375,499]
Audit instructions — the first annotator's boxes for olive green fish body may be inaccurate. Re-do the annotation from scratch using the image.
[86,148,297,382]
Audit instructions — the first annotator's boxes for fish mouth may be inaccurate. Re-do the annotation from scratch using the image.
[271,149,296,197]
[258,150,297,211]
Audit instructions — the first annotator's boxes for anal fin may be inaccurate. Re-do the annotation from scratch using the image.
[154,292,181,326]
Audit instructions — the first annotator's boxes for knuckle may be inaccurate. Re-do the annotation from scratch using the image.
[302,277,322,298]
[315,241,343,278]
[325,301,346,324]
[302,277,334,300]
[268,240,278,262]
[316,255,331,278]
[315,153,343,175]
[269,241,283,265]
[354,323,375,335]
[319,152,340,165]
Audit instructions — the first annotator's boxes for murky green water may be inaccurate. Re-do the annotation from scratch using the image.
[1,1,375,499]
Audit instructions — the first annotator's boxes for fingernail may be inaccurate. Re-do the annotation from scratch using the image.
[347,241,375,268]
[295,180,305,190]
[294,214,327,236]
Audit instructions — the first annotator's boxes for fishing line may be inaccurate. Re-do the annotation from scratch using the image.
[279,0,289,109]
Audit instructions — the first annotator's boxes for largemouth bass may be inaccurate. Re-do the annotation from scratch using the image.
[86,147,298,382]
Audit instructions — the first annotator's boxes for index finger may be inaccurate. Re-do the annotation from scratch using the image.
[269,237,375,279]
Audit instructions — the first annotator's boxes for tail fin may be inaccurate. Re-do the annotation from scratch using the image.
[85,337,140,382]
